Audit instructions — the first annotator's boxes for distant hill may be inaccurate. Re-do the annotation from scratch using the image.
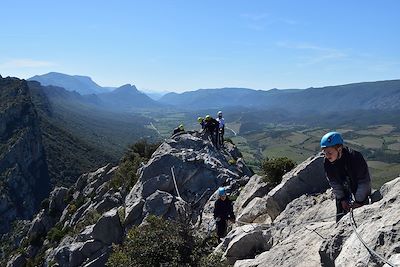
[28,81,159,159]
[159,80,400,112]
[141,90,169,100]
[29,72,164,111]
[28,72,113,95]
[98,84,162,111]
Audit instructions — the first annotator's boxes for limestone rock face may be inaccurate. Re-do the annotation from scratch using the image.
[125,133,250,226]
[6,131,252,266]
[233,177,400,267]
[265,154,328,220]
[0,77,51,234]
[215,225,273,265]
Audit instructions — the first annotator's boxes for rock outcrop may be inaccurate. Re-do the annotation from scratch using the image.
[6,131,251,266]
[0,77,51,234]
[224,174,400,266]
[125,132,250,226]
[264,154,329,220]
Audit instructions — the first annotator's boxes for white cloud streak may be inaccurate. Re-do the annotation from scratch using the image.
[240,13,298,31]
[276,42,347,66]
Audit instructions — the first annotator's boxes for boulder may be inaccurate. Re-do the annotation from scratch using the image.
[92,208,123,245]
[143,190,174,217]
[320,176,400,267]
[218,225,273,264]
[125,133,250,227]
[48,187,68,214]
[265,154,328,220]
[234,192,336,267]
[236,197,269,223]
[6,253,26,267]
[234,174,272,213]
[234,177,400,266]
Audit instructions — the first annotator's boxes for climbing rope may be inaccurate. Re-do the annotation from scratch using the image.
[349,208,396,267]
[170,166,182,199]
[235,212,346,232]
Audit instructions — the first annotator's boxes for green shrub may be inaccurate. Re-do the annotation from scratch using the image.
[74,209,101,234]
[130,139,161,159]
[107,216,219,267]
[228,159,236,165]
[261,157,296,185]
[46,224,71,243]
[109,140,161,192]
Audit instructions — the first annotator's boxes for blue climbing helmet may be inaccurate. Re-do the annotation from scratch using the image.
[320,132,343,148]
[218,187,226,196]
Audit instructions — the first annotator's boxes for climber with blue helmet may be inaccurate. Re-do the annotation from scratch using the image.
[213,187,235,241]
[321,131,372,222]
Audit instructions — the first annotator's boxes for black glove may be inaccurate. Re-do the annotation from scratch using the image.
[341,200,351,212]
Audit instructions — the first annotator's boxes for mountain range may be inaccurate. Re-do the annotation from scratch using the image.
[29,72,400,113]
[159,80,400,112]
[28,72,113,95]
[29,72,161,112]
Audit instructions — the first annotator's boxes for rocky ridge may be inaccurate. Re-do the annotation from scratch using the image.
[5,129,400,267]
[217,157,400,266]
[0,77,51,234]
[6,131,251,266]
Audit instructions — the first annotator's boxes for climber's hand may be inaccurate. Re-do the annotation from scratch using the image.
[341,200,351,212]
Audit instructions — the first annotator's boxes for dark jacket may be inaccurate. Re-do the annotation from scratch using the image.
[172,127,184,135]
[213,198,235,221]
[204,118,219,133]
[324,146,371,202]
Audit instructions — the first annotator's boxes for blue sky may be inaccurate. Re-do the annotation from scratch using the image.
[1,0,399,92]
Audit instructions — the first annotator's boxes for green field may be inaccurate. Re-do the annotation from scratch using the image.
[149,111,400,189]
[235,123,400,188]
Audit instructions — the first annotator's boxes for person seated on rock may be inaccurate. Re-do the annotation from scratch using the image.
[203,115,219,148]
[321,131,372,222]
[197,116,205,130]
[213,187,236,241]
[172,124,185,136]
[216,111,225,147]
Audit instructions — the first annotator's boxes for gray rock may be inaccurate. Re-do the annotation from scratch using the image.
[234,177,400,267]
[0,79,51,233]
[48,187,68,214]
[94,194,121,214]
[143,190,174,217]
[27,209,53,241]
[235,158,253,177]
[79,240,103,258]
[69,242,86,267]
[124,194,145,226]
[234,192,337,267]
[234,174,272,213]
[125,133,249,227]
[265,154,328,220]
[383,254,400,267]
[236,197,269,223]
[219,225,273,264]
[92,208,123,245]
[6,253,26,267]
[83,250,110,267]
